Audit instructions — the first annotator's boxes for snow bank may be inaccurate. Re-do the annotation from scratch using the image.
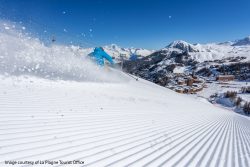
[0,21,126,82]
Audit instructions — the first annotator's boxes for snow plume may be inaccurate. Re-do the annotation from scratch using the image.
[0,20,126,82]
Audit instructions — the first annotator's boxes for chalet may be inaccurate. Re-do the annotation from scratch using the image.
[184,87,193,94]
[177,79,185,85]
[192,85,203,92]
[216,75,235,82]
[175,87,184,93]
[172,75,205,94]
[187,78,194,86]
[193,79,203,83]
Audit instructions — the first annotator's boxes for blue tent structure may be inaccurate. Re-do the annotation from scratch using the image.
[88,47,114,66]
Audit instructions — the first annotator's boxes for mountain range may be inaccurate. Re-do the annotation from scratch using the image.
[122,36,250,85]
[80,36,250,63]
[80,44,154,61]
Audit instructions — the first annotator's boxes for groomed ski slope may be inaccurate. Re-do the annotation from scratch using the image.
[0,72,249,167]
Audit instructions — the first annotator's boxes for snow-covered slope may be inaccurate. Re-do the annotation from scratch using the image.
[1,72,250,167]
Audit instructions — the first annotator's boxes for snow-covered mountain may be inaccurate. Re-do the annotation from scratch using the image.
[166,40,199,52]
[124,36,250,85]
[81,44,154,61]
[233,36,250,46]
[104,44,154,58]
[160,36,250,63]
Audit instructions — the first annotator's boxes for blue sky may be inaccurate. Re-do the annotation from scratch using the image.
[0,0,250,49]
